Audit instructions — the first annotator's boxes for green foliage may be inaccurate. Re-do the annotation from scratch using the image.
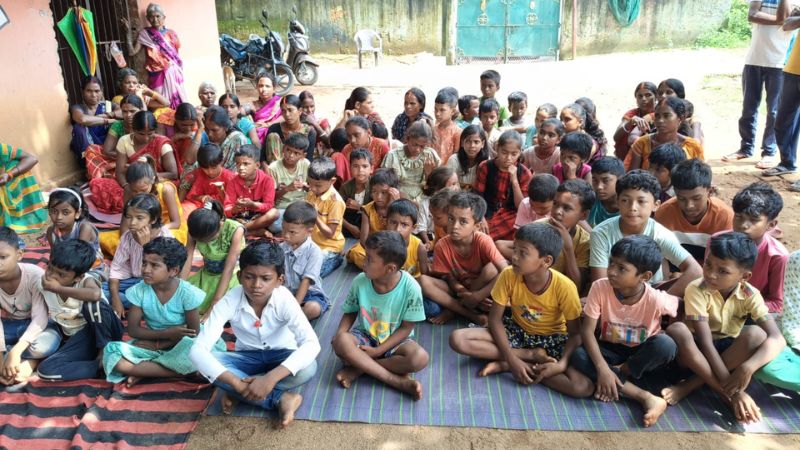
[695,0,751,48]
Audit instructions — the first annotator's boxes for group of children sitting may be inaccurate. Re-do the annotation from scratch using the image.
[1,69,797,430]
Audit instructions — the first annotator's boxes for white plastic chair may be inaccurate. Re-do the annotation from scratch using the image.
[355,29,382,69]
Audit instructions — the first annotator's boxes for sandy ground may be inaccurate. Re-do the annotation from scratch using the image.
[165,49,798,448]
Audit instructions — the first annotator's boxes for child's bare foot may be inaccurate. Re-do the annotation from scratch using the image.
[221,392,238,415]
[428,309,455,325]
[335,366,362,388]
[277,392,302,428]
[478,360,510,377]
[397,378,423,400]
[125,375,142,388]
[730,391,762,424]
[470,313,489,328]
[641,393,669,428]
[661,382,692,405]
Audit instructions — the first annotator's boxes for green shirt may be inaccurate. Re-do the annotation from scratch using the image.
[269,158,310,209]
[342,271,425,344]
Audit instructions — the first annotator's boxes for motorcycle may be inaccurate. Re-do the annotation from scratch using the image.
[219,10,295,96]
[286,6,319,85]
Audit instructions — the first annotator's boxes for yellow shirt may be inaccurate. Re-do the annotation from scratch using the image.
[684,278,770,339]
[491,267,581,335]
[550,223,591,275]
[403,235,422,278]
[786,42,800,75]
[306,186,346,254]
[362,201,387,233]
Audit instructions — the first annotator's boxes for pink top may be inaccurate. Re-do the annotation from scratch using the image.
[110,227,173,280]
[514,198,550,229]
[751,233,788,313]
[584,278,679,347]
[552,162,591,184]
[0,263,48,348]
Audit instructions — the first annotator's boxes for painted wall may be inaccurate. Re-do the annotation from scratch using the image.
[0,0,223,189]
[561,0,734,56]
[0,1,74,188]
[216,0,446,54]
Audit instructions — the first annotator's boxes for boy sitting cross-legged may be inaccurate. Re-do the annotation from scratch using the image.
[662,232,786,424]
[419,192,508,326]
[332,231,429,400]
[569,236,680,428]
[449,223,590,397]
[190,240,320,428]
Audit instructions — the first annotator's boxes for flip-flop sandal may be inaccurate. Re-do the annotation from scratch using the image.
[721,152,749,162]
[789,181,800,192]
[762,166,796,176]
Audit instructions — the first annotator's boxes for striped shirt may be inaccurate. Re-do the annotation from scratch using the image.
[109,227,173,280]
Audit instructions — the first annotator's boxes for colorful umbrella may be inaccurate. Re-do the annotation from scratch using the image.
[57,6,97,76]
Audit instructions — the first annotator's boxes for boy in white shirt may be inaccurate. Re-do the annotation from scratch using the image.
[189,241,321,428]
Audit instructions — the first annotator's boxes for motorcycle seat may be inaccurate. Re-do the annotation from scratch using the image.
[220,34,248,52]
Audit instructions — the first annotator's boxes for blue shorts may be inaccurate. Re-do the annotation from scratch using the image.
[349,328,414,359]
[302,289,330,314]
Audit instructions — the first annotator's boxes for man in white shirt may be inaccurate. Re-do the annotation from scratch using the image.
[189,241,320,428]
[725,0,797,168]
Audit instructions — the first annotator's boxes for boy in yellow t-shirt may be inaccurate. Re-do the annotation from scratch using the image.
[305,157,346,278]
[449,223,591,397]
[663,232,785,425]
[385,199,428,278]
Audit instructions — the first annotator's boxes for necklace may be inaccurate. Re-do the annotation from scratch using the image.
[615,283,645,303]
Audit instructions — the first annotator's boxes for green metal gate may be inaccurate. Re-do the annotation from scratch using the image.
[456,0,562,63]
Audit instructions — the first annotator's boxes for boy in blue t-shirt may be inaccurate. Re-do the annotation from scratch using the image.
[332,231,428,399]
[588,157,624,227]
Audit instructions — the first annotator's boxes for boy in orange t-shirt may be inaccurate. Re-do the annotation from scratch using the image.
[419,192,507,325]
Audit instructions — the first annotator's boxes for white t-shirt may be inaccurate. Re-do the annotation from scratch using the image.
[589,217,692,284]
[745,0,797,68]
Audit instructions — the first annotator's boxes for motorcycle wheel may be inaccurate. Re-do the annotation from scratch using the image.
[295,62,318,85]
[259,63,294,96]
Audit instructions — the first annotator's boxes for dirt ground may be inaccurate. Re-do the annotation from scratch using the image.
[186,48,798,448]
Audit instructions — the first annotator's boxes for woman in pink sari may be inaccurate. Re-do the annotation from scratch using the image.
[122,3,187,109]
[244,73,282,143]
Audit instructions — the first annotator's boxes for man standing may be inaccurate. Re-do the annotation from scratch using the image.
[724,0,795,169]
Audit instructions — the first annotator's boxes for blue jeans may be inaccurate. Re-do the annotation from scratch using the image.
[101,277,142,308]
[320,252,344,278]
[302,289,330,314]
[739,64,784,156]
[775,72,800,170]
[2,319,61,359]
[570,334,677,382]
[211,349,318,410]
[38,301,124,381]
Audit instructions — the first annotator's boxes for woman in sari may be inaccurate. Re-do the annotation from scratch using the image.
[244,74,282,144]
[263,95,317,164]
[70,76,119,165]
[613,81,658,160]
[0,144,47,234]
[123,3,187,108]
[625,97,704,171]
[115,111,178,188]
[84,94,145,180]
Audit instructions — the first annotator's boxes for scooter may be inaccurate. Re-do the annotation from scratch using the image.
[286,6,319,85]
[219,10,295,95]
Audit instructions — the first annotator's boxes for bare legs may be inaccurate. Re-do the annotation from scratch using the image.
[332,332,428,400]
